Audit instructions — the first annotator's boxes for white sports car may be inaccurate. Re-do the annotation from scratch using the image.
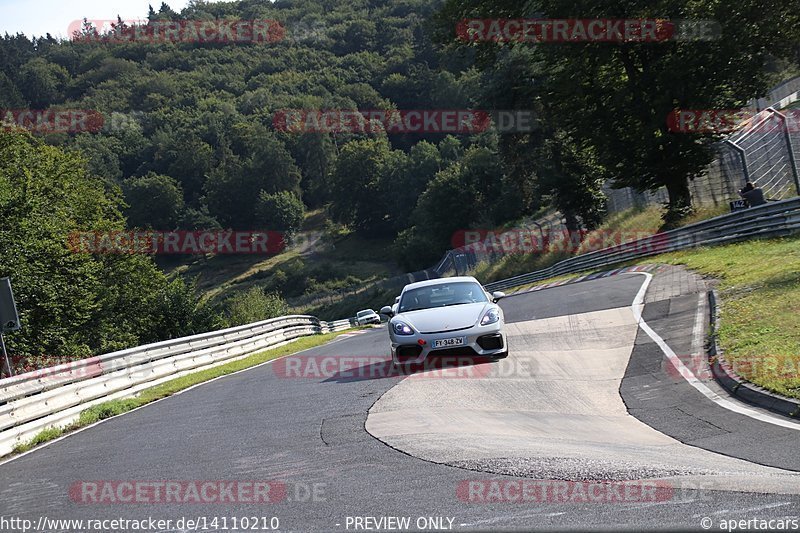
[380,276,507,365]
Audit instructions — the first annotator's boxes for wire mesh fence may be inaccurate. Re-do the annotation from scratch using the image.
[605,79,800,213]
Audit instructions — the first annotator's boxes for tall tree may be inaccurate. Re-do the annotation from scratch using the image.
[121,172,185,229]
[0,132,218,364]
[437,0,800,218]
[329,137,395,237]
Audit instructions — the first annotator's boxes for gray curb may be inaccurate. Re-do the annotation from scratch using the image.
[707,290,800,418]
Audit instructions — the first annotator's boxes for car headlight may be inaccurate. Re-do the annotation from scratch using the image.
[393,321,414,335]
[481,308,500,326]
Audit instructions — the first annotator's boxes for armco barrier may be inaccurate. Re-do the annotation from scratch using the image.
[484,197,800,292]
[0,315,353,456]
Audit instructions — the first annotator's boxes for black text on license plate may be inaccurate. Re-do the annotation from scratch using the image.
[433,337,465,348]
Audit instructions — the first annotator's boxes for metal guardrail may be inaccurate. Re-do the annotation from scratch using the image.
[485,197,800,292]
[0,314,353,456]
[321,319,353,332]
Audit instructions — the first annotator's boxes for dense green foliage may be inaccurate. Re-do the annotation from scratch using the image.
[0,0,533,274]
[255,190,305,236]
[0,132,221,368]
[436,0,800,220]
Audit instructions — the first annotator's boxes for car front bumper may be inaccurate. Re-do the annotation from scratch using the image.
[389,322,507,364]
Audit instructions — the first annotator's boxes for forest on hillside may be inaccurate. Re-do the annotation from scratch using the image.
[1,0,797,366]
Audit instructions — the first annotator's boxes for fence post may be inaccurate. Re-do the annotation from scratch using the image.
[772,109,800,195]
[725,139,750,185]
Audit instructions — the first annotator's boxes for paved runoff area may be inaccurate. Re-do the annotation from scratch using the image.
[367,271,800,494]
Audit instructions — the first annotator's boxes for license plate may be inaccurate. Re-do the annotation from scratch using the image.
[433,337,466,349]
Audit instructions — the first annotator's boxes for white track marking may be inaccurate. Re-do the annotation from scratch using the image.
[459,510,566,527]
[709,502,792,516]
[631,273,800,431]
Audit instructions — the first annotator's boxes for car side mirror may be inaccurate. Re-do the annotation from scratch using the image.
[492,291,506,303]
[380,306,394,317]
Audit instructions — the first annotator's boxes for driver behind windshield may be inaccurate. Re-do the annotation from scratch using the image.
[451,284,475,304]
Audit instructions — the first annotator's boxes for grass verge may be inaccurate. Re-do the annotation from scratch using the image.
[9,331,347,456]
[648,236,800,400]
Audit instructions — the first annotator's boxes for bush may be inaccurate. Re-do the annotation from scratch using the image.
[255,190,305,236]
[121,172,184,229]
[226,287,289,327]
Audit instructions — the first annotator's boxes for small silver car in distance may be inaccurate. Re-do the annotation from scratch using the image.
[380,276,507,365]
[355,309,381,326]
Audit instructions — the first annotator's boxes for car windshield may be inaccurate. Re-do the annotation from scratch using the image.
[357,310,373,317]
[398,282,488,313]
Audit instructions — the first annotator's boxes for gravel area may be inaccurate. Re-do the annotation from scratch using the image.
[447,456,716,481]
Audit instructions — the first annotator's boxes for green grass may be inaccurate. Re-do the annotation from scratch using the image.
[649,236,800,400]
[9,331,347,456]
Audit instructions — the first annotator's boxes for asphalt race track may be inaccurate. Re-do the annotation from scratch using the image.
[1,272,799,532]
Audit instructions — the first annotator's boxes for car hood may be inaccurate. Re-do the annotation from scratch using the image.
[396,302,491,333]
